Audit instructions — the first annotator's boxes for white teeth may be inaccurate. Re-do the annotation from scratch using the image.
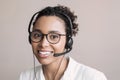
[39,51,52,55]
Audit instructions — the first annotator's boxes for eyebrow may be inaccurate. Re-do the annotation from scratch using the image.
[48,31,61,34]
[32,29,41,33]
[32,29,62,34]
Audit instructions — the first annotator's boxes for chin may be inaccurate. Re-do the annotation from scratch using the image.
[37,57,53,65]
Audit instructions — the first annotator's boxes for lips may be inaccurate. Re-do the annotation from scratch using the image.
[38,50,53,58]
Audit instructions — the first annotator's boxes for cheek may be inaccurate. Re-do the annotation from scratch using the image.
[53,37,66,52]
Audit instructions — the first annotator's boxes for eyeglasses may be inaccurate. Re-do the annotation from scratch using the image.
[30,31,66,44]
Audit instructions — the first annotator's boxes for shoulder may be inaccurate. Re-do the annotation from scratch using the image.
[19,66,42,80]
[65,57,107,80]
[79,64,107,80]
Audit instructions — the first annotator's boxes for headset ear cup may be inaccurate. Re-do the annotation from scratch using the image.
[65,37,73,50]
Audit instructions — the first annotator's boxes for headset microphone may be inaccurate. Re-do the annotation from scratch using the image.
[53,47,72,57]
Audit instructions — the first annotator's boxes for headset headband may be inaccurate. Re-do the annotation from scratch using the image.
[28,11,73,37]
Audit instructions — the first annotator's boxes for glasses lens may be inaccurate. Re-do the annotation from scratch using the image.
[31,31,42,42]
[48,33,60,44]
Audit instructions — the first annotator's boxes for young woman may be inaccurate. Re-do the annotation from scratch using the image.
[19,5,107,80]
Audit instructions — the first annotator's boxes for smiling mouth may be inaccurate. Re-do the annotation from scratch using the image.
[38,51,53,57]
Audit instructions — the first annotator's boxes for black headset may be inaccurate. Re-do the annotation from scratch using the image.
[28,11,73,55]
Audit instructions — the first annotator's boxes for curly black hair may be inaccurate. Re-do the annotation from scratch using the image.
[33,5,79,36]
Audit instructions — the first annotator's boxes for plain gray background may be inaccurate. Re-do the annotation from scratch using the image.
[0,0,120,80]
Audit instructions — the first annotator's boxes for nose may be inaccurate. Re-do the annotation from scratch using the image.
[39,35,49,47]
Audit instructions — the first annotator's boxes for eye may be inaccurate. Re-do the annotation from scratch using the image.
[34,33,40,38]
[31,32,42,39]
[49,33,59,40]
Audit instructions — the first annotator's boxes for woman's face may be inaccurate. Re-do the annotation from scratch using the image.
[31,16,66,65]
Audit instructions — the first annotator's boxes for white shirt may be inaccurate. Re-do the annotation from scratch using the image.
[19,57,107,80]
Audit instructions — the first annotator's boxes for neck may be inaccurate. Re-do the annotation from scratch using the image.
[42,56,68,80]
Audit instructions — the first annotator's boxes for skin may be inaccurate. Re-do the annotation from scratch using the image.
[31,16,68,80]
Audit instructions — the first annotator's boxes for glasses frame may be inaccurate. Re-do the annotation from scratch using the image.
[30,31,66,44]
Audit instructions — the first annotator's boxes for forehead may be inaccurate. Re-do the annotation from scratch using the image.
[33,16,66,34]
